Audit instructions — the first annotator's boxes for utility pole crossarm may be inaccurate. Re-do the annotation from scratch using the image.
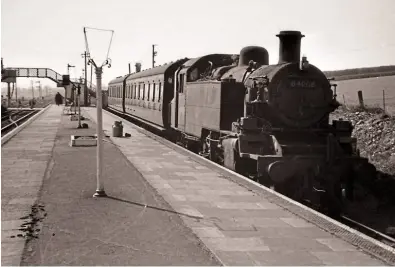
[152,44,158,68]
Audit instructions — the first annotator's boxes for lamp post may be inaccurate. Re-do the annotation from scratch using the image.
[83,26,114,198]
[89,58,111,198]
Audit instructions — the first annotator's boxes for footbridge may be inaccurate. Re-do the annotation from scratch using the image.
[1,66,96,105]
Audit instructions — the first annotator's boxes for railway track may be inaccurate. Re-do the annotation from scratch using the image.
[105,106,395,250]
[339,215,395,248]
[1,100,53,136]
[1,110,38,136]
[340,215,395,248]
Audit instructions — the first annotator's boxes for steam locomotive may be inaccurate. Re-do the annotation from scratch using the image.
[105,31,375,215]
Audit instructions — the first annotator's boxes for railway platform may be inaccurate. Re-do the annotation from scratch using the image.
[1,105,394,266]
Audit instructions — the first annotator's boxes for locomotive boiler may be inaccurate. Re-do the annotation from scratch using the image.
[106,30,376,215]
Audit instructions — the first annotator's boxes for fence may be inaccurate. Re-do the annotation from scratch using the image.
[339,89,395,115]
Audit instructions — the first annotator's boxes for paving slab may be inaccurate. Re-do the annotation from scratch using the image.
[16,109,220,266]
[82,107,389,266]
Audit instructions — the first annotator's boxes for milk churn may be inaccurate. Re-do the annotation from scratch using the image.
[112,121,123,137]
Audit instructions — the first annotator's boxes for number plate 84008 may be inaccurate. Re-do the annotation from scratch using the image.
[289,79,316,88]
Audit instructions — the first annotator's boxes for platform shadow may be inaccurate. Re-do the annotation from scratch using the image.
[106,195,204,220]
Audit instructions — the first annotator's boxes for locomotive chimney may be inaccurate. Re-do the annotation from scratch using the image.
[135,62,142,72]
[276,31,305,64]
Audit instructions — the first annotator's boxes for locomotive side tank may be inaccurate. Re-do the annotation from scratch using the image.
[171,54,237,133]
[171,48,269,148]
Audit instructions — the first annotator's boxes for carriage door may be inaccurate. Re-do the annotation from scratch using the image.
[172,69,182,128]
[177,74,186,131]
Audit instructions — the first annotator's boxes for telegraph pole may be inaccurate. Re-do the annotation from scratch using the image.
[152,44,157,68]
[7,83,11,107]
[31,80,34,99]
[35,81,42,99]
[77,77,82,128]
[15,80,18,103]
[90,64,93,90]
[81,51,89,106]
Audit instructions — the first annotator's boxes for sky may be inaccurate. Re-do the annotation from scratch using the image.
[1,0,395,90]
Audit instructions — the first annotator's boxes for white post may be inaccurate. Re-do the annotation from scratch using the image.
[78,86,82,128]
[74,89,77,114]
[93,66,107,197]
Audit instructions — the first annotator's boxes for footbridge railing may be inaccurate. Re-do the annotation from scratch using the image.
[2,67,63,84]
[1,67,96,90]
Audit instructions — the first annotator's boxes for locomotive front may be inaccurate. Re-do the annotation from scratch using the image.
[244,31,338,128]
[224,31,371,215]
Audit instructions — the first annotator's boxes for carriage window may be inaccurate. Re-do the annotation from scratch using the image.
[140,83,144,100]
[158,83,162,102]
[147,83,151,101]
[130,84,133,99]
[152,83,156,101]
